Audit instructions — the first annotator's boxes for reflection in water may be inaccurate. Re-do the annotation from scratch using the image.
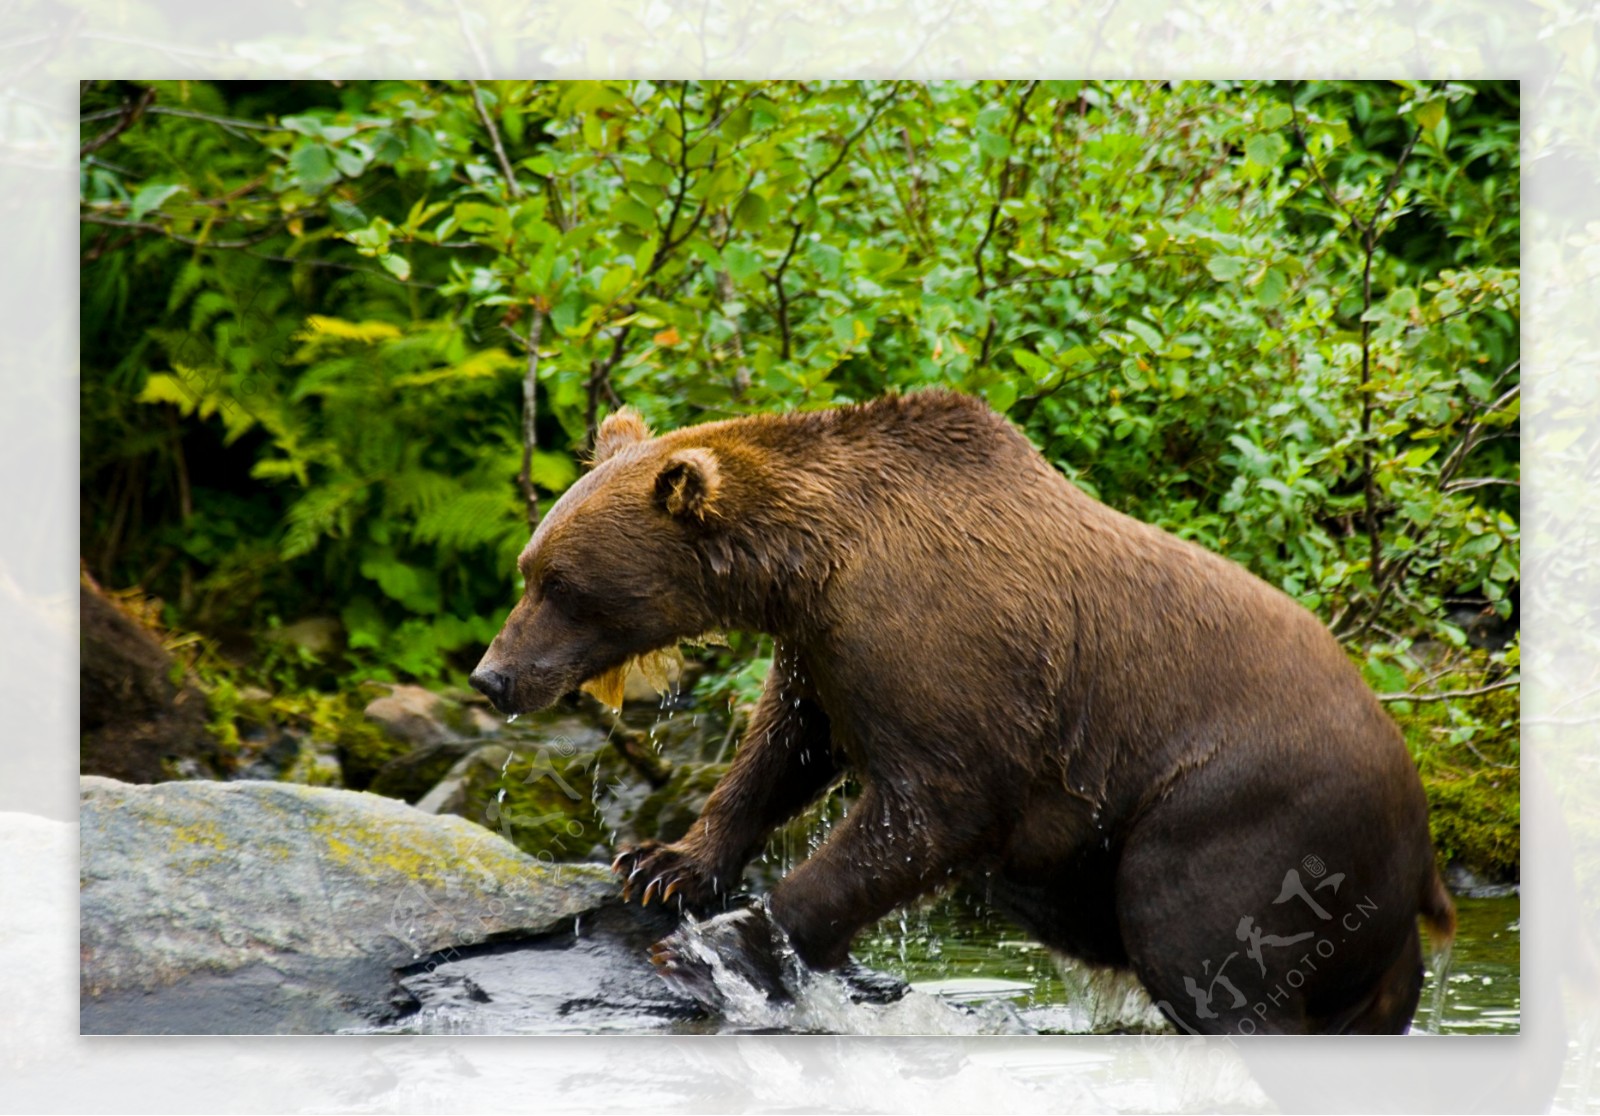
[854,890,1520,1035]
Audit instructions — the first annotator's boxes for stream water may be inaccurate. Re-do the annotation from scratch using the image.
[851,888,1521,1036]
[371,890,1519,1036]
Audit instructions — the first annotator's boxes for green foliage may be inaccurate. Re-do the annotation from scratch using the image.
[80,79,1518,717]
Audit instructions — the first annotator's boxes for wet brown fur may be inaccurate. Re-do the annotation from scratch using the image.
[474,390,1452,1034]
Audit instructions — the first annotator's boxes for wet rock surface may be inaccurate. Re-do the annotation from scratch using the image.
[74,774,992,1037]
[79,776,624,1034]
[373,904,704,1035]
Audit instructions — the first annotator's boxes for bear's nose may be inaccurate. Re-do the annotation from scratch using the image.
[470,667,511,709]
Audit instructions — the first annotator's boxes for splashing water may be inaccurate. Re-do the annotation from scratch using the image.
[655,905,1031,1037]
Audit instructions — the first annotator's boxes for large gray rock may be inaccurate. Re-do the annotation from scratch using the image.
[79,776,619,1034]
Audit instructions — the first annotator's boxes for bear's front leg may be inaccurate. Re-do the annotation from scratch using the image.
[769,784,979,970]
[613,652,837,910]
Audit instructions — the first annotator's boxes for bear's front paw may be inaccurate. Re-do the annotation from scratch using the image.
[611,841,723,909]
[649,904,799,1008]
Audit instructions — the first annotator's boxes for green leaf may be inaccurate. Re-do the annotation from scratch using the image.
[983,379,1018,414]
[598,264,635,303]
[379,253,412,281]
[1207,255,1246,281]
[1403,444,1440,469]
[129,183,184,222]
[977,130,1011,159]
[289,144,340,193]
[453,202,504,235]
[733,192,769,229]
[1244,133,1287,167]
[613,196,656,231]
[1125,318,1163,353]
[359,555,442,614]
[1261,103,1293,130]
[340,598,389,651]
[136,372,198,413]
[1256,267,1286,307]
[723,243,763,281]
[1012,349,1051,383]
[530,450,578,492]
[1414,98,1445,130]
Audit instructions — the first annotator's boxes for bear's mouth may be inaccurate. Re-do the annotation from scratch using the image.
[576,632,726,711]
[578,646,682,711]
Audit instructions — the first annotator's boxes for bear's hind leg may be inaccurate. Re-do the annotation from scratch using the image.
[1114,778,1426,1035]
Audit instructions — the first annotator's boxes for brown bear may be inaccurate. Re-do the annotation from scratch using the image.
[471,390,1454,1034]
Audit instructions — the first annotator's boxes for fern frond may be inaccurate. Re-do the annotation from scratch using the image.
[385,468,460,519]
[410,489,523,552]
[295,315,404,344]
[281,482,366,560]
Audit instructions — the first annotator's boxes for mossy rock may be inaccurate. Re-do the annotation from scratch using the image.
[337,717,420,791]
[1390,673,1520,883]
[368,741,474,802]
[1422,767,1520,882]
[426,742,611,862]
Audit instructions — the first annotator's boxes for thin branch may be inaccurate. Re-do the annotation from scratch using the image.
[1442,477,1520,493]
[1377,677,1520,703]
[975,80,1040,367]
[586,328,630,450]
[642,81,698,283]
[1342,110,1427,639]
[81,29,237,62]
[79,212,284,250]
[1438,377,1520,490]
[1331,361,1520,641]
[974,80,1040,298]
[988,250,1205,291]
[0,33,52,54]
[467,78,544,527]
[467,80,522,200]
[238,250,444,288]
[1540,678,1600,719]
[514,311,546,530]
[81,103,281,134]
[1289,91,1366,235]
[79,87,154,158]
[767,84,900,361]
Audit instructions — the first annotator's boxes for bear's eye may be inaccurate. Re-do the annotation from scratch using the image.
[541,573,597,616]
[540,574,572,603]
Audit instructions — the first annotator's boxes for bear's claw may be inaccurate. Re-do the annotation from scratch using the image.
[611,840,720,911]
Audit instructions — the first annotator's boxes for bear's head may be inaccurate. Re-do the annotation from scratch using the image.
[469,408,728,715]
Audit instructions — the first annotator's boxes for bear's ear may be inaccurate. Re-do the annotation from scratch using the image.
[655,447,721,524]
[591,407,652,465]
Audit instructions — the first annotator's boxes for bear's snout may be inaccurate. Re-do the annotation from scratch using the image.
[469,666,513,712]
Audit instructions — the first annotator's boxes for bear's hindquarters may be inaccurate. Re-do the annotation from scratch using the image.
[1113,746,1436,1035]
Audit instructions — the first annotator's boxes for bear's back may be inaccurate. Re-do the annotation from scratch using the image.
[743,392,1406,797]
